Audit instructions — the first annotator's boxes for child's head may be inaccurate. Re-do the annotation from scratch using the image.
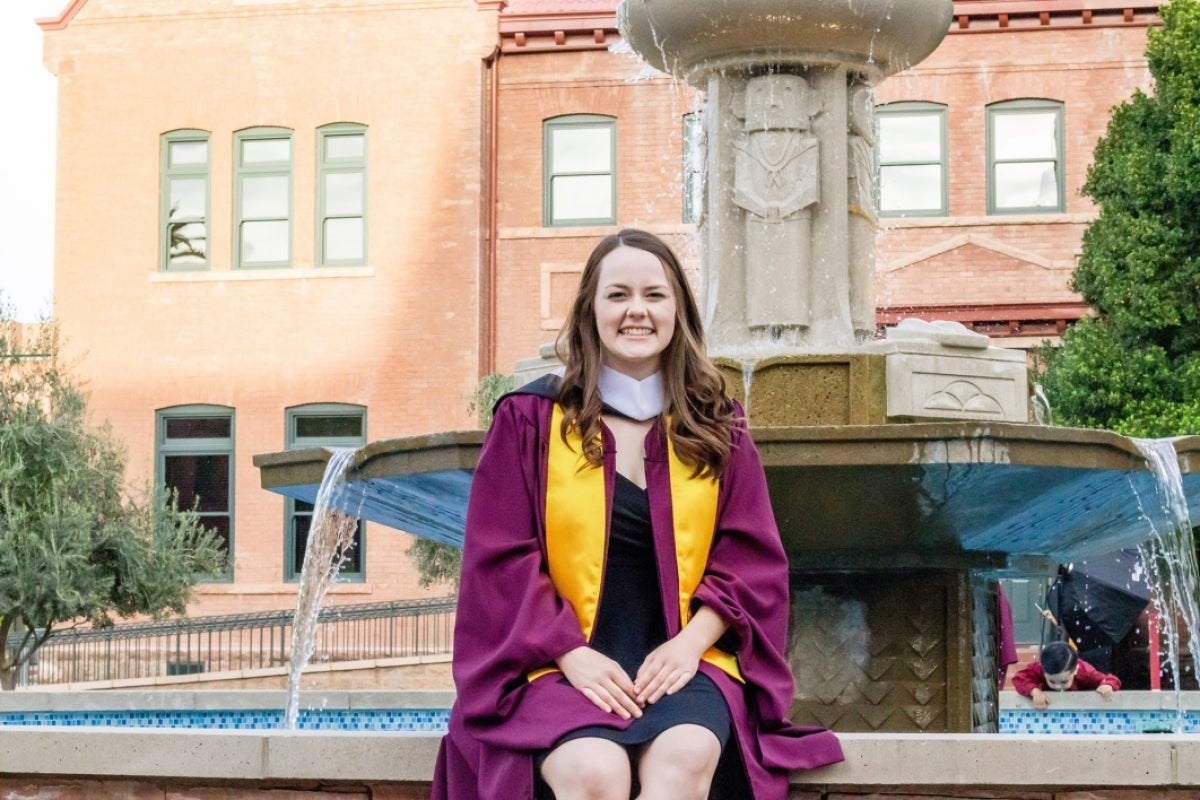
[1040,641,1079,690]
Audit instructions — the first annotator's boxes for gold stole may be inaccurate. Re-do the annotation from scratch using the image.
[533,404,742,683]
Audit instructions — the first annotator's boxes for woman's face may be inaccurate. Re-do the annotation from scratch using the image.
[593,245,677,380]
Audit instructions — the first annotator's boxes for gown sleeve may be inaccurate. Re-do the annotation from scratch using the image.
[451,396,588,734]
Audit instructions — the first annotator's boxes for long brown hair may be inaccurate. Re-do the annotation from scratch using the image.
[555,229,736,478]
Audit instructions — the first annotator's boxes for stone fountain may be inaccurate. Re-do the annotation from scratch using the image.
[255,0,1200,735]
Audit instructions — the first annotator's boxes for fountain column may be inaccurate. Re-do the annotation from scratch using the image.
[619,0,952,355]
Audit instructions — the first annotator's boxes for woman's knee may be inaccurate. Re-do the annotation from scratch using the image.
[637,725,722,798]
[540,737,631,800]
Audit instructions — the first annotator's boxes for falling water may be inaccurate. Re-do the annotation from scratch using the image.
[281,447,363,729]
[1031,384,1053,426]
[1131,438,1200,729]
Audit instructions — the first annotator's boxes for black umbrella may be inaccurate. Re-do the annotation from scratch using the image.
[1044,548,1152,672]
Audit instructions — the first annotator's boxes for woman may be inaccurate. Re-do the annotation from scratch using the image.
[433,229,842,800]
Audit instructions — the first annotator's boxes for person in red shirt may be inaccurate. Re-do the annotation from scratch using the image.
[1012,641,1121,710]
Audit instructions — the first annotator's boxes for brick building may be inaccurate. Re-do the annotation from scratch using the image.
[37,0,1161,616]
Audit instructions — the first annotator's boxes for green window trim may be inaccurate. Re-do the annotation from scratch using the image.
[876,101,948,218]
[284,403,368,583]
[543,114,617,227]
[156,405,235,582]
[682,112,703,225]
[160,129,211,271]
[317,123,368,267]
[986,99,1065,215]
[234,126,294,268]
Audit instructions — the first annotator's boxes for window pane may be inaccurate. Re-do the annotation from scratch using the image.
[994,162,1059,208]
[242,138,290,164]
[242,175,289,217]
[879,114,942,162]
[169,178,206,219]
[168,222,207,266]
[241,220,290,263]
[165,417,231,439]
[880,164,943,212]
[292,514,311,576]
[994,112,1058,160]
[292,513,362,575]
[295,415,364,439]
[201,515,232,557]
[169,140,208,167]
[552,174,612,221]
[325,134,364,160]
[325,172,363,215]
[164,454,230,512]
[552,127,612,172]
[324,218,364,261]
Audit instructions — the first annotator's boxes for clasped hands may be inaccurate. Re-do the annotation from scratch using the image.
[556,634,706,720]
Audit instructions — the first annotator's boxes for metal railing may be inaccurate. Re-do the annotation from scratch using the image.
[19,597,456,687]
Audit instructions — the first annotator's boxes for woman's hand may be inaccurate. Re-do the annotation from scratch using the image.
[634,634,706,705]
[635,605,729,705]
[557,646,643,719]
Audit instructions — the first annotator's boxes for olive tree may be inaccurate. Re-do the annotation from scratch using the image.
[0,314,224,689]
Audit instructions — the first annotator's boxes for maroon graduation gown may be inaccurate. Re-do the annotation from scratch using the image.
[431,387,843,800]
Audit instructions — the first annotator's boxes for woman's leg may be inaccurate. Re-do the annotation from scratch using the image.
[540,736,632,800]
[635,724,722,800]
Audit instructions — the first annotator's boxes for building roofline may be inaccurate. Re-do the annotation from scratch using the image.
[497,0,1161,52]
[36,0,86,31]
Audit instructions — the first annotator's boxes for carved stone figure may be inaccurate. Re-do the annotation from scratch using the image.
[733,74,819,331]
[847,81,877,342]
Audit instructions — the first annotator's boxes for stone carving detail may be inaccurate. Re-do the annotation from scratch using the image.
[733,74,820,331]
[789,582,949,732]
[847,80,877,342]
[923,380,1005,416]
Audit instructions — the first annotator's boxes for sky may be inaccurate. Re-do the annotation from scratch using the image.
[0,1,67,322]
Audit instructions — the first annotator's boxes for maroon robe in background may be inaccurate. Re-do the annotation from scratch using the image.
[432,386,843,800]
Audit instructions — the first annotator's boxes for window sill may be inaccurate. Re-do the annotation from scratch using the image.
[151,266,375,283]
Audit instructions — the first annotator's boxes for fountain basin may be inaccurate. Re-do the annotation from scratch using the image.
[616,0,954,85]
[254,425,1200,567]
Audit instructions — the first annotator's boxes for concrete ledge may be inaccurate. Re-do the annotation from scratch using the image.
[0,729,1197,788]
[1001,689,1200,711]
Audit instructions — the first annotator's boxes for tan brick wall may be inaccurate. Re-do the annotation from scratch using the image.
[45,0,499,616]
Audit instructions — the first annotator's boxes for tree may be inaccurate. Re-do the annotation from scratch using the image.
[1038,0,1200,437]
[0,312,225,689]
[406,372,516,590]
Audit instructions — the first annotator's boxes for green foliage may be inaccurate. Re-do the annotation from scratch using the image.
[466,372,516,429]
[1040,0,1200,437]
[0,315,225,689]
[407,372,517,591]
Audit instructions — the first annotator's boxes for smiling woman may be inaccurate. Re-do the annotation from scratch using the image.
[0,1,62,322]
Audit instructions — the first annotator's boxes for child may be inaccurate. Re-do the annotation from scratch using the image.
[1012,641,1121,710]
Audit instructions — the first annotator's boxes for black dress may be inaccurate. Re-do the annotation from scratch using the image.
[550,471,732,751]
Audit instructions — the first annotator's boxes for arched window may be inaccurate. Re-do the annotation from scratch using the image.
[160,129,211,270]
[987,99,1065,214]
[234,126,293,267]
[317,123,367,266]
[284,403,368,581]
[156,405,235,581]
[876,102,948,217]
[543,114,616,226]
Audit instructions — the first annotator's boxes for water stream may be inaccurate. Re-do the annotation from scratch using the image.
[1131,438,1200,729]
[281,447,362,730]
